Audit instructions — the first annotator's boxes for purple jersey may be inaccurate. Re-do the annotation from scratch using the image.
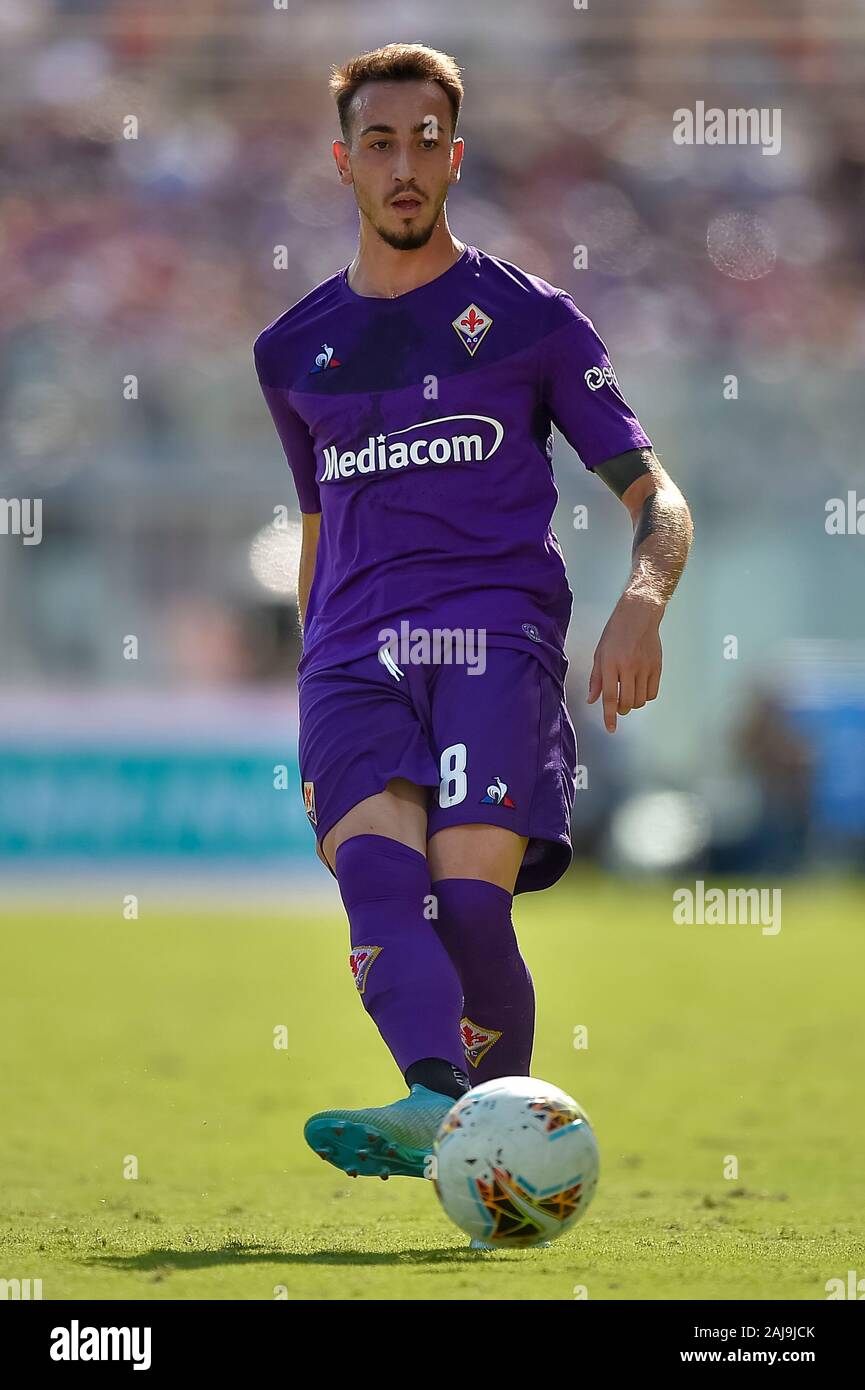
[254,245,651,686]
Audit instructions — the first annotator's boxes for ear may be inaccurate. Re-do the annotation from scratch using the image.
[449,137,465,183]
[332,139,353,187]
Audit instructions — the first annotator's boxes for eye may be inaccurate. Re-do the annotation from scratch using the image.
[420,138,439,150]
[369,140,390,150]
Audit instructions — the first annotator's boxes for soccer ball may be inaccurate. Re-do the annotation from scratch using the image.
[432,1076,599,1248]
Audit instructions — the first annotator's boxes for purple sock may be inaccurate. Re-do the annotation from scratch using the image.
[430,878,535,1082]
[334,835,465,1077]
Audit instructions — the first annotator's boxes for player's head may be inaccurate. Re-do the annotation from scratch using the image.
[330,43,464,251]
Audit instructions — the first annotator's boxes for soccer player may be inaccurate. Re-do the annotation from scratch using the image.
[254,43,692,1184]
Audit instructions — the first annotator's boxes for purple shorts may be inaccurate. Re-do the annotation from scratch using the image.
[297,646,577,894]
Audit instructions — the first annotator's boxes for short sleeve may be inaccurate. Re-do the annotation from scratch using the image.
[540,293,651,469]
[254,348,321,513]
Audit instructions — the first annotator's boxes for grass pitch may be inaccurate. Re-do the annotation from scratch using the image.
[1,873,863,1301]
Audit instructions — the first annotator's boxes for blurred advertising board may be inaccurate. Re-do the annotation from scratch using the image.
[0,691,310,860]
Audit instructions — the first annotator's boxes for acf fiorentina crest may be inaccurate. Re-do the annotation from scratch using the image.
[349,945,381,995]
[460,1015,502,1067]
[452,303,492,356]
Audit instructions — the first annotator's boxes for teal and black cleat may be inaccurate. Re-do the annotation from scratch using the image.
[304,1083,454,1180]
[468,1236,551,1250]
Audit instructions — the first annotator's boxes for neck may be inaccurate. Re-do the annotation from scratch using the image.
[347,215,465,299]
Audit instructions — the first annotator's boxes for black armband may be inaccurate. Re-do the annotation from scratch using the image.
[593,447,653,498]
[633,490,662,553]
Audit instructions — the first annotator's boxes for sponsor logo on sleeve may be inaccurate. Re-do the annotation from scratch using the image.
[584,364,625,400]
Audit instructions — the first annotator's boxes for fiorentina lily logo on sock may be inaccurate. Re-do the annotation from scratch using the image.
[460,1016,502,1068]
[349,945,381,994]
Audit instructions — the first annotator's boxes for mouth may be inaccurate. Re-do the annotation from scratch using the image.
[390,195,423,216]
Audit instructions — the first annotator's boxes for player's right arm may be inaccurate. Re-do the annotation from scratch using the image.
[298,511,321,634]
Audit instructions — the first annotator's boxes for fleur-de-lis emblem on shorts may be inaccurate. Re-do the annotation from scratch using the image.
[452,303,492,356]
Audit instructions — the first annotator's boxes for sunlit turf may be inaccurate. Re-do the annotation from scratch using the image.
[1,873,863,1300]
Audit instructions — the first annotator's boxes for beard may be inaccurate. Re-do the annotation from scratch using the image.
[375,219,437,251]
[359,187,448,251]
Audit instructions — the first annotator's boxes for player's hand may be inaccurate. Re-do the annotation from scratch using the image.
[587,593,664,732]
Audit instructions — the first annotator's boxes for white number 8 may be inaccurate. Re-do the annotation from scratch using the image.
[439,742,467,807]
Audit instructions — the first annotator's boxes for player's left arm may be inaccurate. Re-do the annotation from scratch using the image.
[587,447,693,733]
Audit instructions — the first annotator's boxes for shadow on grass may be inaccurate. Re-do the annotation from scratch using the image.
[83,1243,512,1272]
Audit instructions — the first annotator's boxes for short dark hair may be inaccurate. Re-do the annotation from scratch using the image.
[330,42,464,139]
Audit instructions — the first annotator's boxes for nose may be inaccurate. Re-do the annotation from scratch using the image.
[391,141,416,186]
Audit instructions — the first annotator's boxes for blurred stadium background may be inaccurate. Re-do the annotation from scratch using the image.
[2,0,865,893]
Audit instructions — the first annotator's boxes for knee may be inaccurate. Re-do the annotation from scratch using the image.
[430,876,515,931]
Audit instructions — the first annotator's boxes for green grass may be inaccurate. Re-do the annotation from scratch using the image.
[1,873,863,1300]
